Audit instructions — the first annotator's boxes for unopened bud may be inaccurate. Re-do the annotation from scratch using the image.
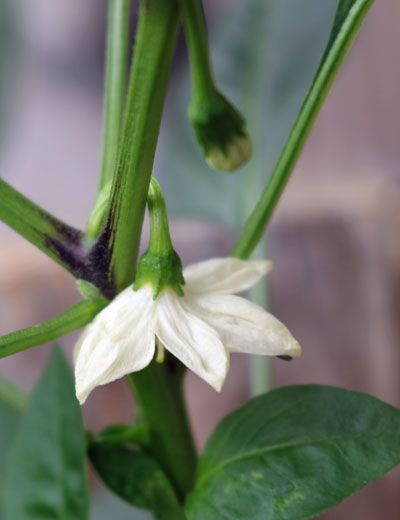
[190,92,252,173]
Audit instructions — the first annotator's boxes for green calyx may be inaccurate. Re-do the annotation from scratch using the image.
[134,178,185,298]
[190,91,252,172]
[134,250,185,299]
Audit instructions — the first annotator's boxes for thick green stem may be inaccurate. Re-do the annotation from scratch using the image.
[232,0,373,259]
[129,361,197,501]
[98,0,132,193]
[101,0,197,502]
[106,0,180,291]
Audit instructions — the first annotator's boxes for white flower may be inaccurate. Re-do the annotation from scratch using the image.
[74,257,301,404]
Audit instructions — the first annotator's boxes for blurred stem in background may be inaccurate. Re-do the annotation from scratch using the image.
[248,242,271,396]
[98,0,132,193]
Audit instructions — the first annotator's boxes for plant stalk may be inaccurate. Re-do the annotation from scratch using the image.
[129,361,197,501]
[0,178,84,276]
[98,0,197,503]
[106,0,180,291]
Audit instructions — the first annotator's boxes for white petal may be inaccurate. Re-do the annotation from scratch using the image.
[183,257,272,295]
[191,294,301,357]
[74,286,156,404]
[155,291,229,391]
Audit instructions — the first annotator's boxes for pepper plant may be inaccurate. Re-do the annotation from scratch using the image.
[2,1,400,519]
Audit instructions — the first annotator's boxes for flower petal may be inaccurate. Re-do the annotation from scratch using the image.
[192,294,301,357]
[183,257,272,295]
[74,286,156,404]
[155,291,229,391]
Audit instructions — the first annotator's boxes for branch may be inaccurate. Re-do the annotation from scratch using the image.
[0,298,106,359]
[0,178,86,276]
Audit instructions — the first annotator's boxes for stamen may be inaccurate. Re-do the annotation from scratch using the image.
[156,341,165,364]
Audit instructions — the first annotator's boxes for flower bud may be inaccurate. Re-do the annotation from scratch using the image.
[190,92,252,172]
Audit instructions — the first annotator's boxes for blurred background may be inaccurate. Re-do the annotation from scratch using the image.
[0,0,399,518]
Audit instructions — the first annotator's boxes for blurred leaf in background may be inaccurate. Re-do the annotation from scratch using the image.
[0,376,26,516]
[0,0,18,148]
[90,493,151,520]
[159,0,337,229]
[3,348,88,520]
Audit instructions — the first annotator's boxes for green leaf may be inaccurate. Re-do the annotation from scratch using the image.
[186,385,400,520]
[0,298,107,359]
[0,374,28,413]
[89,443,186,520]
[93,423,149,446]
[160,0,338,227]
[4,347,89,520]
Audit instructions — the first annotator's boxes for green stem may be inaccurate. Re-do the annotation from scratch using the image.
[147,178,174,256]
[106,0,180,291]
[232,0,373,259]
[0,298,106,359]
[0,178,84,275]
[180,0,215,100]
[102,0,197,501]
[129,361,197,501]
[98,0,132,192]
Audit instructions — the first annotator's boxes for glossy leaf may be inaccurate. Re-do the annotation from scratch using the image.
[160,0,338,227]
[186,385,400,520]
[4,348,89,520]
[89,443,185,520]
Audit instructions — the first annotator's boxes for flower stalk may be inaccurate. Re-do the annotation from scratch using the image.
[180,0,252,172]
[134,178,185,298]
